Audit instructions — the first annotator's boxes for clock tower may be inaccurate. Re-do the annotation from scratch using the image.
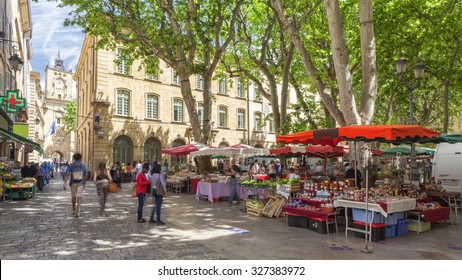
[42,51,75,163]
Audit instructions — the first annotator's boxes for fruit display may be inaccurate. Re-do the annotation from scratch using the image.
[301,178,418,203]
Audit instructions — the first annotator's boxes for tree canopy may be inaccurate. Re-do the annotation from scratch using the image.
[47,0,462,134]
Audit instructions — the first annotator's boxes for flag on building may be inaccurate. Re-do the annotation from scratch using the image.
[50,121,56,136]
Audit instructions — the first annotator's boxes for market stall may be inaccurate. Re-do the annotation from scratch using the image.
[195,181,231,203]
[277,125,441,247]
[1,161,37,200]
[424,190,461,225]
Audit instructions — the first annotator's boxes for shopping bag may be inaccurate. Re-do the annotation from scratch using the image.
[108,181,119,193]
[131,183,136,197]
[156,180,166,196]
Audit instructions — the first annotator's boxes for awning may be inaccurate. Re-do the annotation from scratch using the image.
[0,127,43,155]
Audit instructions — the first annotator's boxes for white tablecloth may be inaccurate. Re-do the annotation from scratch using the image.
[334,198,416,217]
[195,182,231,203]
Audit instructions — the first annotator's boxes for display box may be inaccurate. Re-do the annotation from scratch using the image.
[385,224,396,238]
[352,209,385,224]
[385,212,404,225]
[308,218,335,234]
[352,221,386,242]
[396,219,410,236]
[408,220,431,233]
[288,214,309,229]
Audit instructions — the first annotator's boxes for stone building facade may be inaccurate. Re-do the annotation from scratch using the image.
[41,53,74,163]
[74,34,297,171]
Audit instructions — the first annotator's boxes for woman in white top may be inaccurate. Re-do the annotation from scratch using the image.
[288,167,299,179]
[149,162,167,225]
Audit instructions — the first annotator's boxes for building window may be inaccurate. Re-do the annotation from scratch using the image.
[146,69,159,80]
[144,137,161,162]
[268,116,275,133]
[236,78,245,98]
[197,103,204,124]
[116,48,129,74]
[172,69,180,85]
[117,90,130,116]
[196,74,204,90]
[219,76,227,94]
[254,112,262,132]
[218,106,227,128]
[237,109,245,129]
[254,83,262,101]
[58,94,62,100]
[56,118,61,124]
[146,95,159,119]
[113,135,133,165]
[173,99,183,122]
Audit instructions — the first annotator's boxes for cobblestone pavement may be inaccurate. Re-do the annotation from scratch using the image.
[1,176,462,260]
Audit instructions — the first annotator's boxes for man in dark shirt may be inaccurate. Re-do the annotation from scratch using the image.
[344,160,362,188]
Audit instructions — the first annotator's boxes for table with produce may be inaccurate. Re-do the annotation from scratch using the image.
[1,161,37,200]
[239,179,277,200]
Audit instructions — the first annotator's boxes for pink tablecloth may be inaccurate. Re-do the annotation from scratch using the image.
[238,186,276,200]
[195,182,231,203]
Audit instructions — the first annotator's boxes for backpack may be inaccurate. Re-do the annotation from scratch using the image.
[71,163,85,182]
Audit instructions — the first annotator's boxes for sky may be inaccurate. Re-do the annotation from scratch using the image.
[30,0,84,77]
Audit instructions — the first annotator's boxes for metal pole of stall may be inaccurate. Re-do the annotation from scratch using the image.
[361,145,373,253]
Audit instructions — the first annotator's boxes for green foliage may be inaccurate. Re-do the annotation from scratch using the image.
[62,101,76,132]
[46,0,462,133]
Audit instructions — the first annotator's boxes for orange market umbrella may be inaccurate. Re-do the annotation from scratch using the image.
[277,124,440,144]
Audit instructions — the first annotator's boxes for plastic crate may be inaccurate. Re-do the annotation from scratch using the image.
[395,211,405,220]
[396,219,410,236]
[385,224,396,238]
[408,220,431,233]
[308,218,335,234]
[352,209,385,224]
[288,214,309,229]
[385,213,398,225]
[352,221,386,242]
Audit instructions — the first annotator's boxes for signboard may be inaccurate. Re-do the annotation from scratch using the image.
[0,90,26,113]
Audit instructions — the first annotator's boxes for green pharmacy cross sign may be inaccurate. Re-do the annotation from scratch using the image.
[0,90,26,113]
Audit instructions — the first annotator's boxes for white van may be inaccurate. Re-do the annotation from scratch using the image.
[431,143,462,192]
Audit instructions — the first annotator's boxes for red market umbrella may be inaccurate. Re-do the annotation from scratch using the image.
[276,130,344,146]
[277,124,440,145]
[161,142,215,156]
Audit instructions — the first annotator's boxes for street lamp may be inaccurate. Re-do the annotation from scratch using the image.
[394,53,425,182]
[7,45,24,91]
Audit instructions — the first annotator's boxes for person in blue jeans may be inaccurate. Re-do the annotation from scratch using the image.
[135,164,151,223]
[149,162,167,225]
[225,159,241,207]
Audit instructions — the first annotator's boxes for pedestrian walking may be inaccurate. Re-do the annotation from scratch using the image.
[93,162,112,216]
[149,162,167,225]
[60,163,67,181]
[34,164,46,192]
[63,153,90,218]
[110,162,122,189]
[135,163,151,223]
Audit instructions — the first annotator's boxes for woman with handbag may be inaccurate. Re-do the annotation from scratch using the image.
[149,162,167,225]
[93,162,112,216]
